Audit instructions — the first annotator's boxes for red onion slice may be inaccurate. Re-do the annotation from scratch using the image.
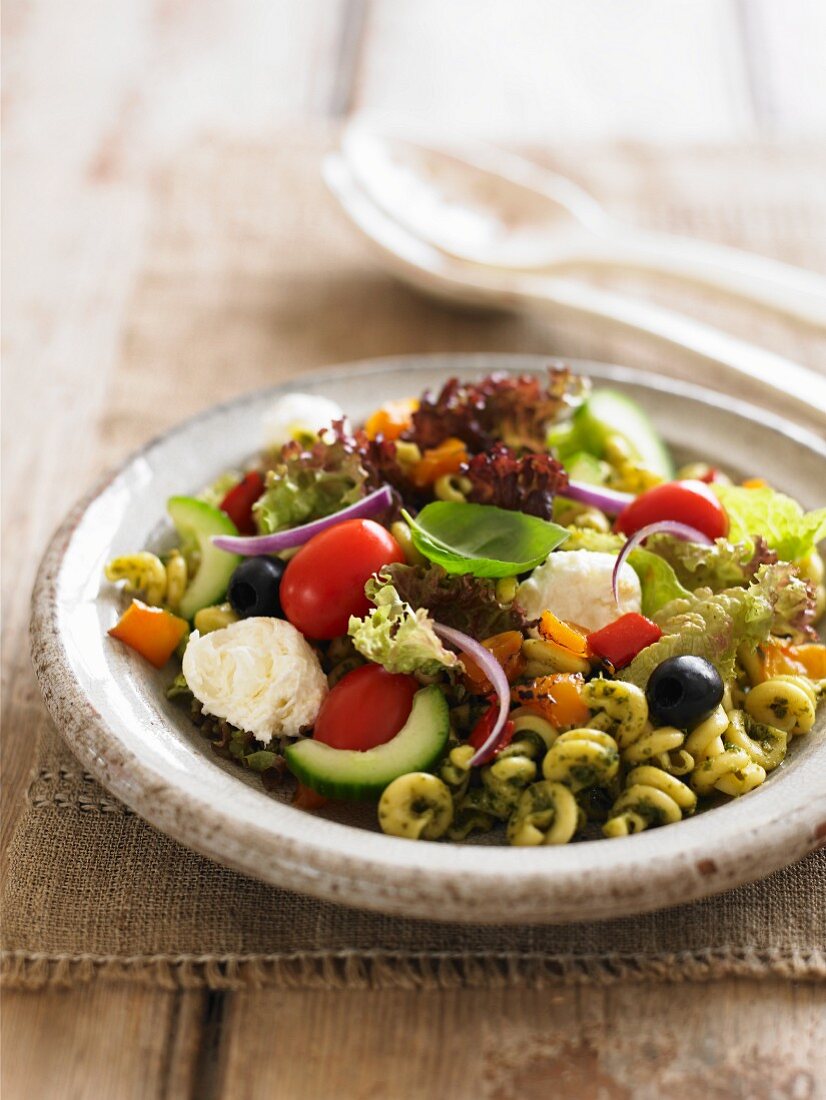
[211,485,394,555]
[433,623,510,767]
[612,520,713,607]
[562,480,635,515]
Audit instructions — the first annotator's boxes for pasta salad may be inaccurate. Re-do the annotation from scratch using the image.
[104,368,826,845]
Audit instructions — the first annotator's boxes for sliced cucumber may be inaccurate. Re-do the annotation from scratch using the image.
[167,496,241,621]
[285,685,450,800]
[563,451,605,485]
[572,390,674,479]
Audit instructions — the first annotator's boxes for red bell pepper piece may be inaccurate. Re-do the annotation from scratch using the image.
[468,703,515,761]
[219,471,264,535]
[587,613,662,670]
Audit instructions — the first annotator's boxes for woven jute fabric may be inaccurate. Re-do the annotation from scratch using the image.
[4,135,825,990]
[3,729,826,990]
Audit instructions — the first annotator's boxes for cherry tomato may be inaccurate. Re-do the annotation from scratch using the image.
[615,479,729,541]
[219,471,264,535]
[313,664,419,750]
[280,519,404,640]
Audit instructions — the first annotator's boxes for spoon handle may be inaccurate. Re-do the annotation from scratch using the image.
[514,276,826,426]
[567,231,826,328]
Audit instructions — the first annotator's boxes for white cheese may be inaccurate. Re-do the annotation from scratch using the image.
[182,618,328,743]
[262,393,344,449]
[516,550,641,633]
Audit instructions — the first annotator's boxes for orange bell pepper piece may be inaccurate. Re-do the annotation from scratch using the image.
[538,611,592,658]
[108,599,189,669]
[364,398,419,442]
[462,630,525,693]
[512,673,591,729]
[741,478,767,490]
[411,437,468,488]
[760,640,826,681]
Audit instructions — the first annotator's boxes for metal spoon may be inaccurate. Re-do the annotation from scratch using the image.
[341,124,826,329]
[324,152,826,429]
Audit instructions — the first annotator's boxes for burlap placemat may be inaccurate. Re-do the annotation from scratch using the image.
[4,135,825,990]
[2,724,825,990]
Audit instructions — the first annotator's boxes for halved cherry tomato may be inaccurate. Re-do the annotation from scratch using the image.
[364,398,419,442]
[219,471,265,535]
[587,613,662,670]
[313,664,419,751]
[108,599,188,669]
[512,673,591,729]
[462,631,525,693]
[281,519,404,640]
[468,703,515,760]
[411,437,468,488]
[615,479,729,541]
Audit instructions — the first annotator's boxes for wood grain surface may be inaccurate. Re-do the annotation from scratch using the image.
[3,2,826,1096]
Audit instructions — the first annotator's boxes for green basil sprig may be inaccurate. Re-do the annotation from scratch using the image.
[402,502,569,578]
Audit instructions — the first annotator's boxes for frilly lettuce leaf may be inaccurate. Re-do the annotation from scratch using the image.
[619,584,773,688]
[646,535,755,591]
[348,580,460,677]
[753,561,816,639]
[377,563,527,640]
[713,484,826,562]
[619,561,816,688]
[254,435,367,534]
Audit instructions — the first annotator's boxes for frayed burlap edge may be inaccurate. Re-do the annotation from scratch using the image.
[3,948,826,991]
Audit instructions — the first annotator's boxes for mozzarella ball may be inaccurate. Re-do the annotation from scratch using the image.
[182,617,327,743]
[263,393,344,449]
[516,550,641,632]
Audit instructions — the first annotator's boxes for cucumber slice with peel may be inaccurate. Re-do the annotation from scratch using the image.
[572,390,674,479]
[285,685,450,800]
[167,496,241,620]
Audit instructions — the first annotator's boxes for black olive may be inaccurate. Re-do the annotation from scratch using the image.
[646,655,724,730]
[228,557,285,618]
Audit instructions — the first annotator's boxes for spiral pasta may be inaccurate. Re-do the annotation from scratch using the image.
[686,705,766,797]
[104,550,188,612]
[603,767,697,837]
[542,728,620,791]
[724,709,787,772]
[621,724,694,776]
[745,676,817,736]
[582,679,649,750]
[507,780,581,846]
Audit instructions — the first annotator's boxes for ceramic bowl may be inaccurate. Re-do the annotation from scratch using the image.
[31,355,826,923]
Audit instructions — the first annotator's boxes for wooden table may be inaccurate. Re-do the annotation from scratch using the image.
[4,3,826,1095]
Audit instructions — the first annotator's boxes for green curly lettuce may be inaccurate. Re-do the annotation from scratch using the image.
[646,535,756,592]
[254,436,368,534]
[713,484,826,562]
[620,585,772,689]
[348,580,460,677]
[619,561,815,688]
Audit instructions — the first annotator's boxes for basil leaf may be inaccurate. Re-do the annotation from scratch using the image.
[403,502,569,578]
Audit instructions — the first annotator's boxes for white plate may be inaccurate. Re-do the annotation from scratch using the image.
[31,355,826,923]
